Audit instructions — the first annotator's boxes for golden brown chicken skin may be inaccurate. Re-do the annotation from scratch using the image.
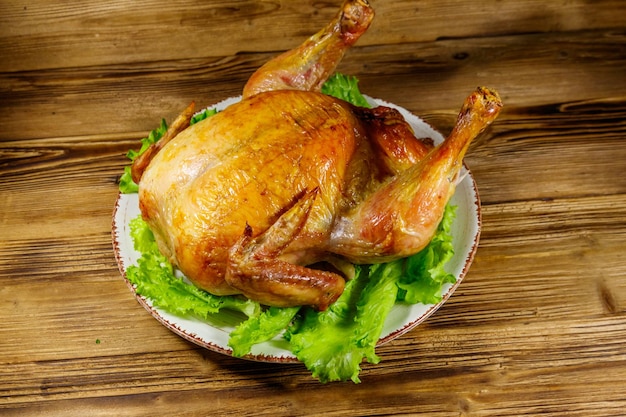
[137,88,501,310]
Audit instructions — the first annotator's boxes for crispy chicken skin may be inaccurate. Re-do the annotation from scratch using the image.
[133,0,502,310]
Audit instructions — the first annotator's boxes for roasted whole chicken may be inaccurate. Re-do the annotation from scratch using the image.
[132,0,502,310]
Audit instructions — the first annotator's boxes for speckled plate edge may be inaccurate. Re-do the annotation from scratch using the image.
[111,96,481,363]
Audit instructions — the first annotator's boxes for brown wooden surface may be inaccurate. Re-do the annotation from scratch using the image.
[1,0,625,415]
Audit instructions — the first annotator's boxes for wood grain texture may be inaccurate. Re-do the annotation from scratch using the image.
[1,0,624,72]
[1,0,626,415]
[2,29,625,141]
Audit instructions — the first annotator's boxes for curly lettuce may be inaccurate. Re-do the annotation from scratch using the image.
[397,203,457,305]
[285,261,400,383]
[321,73,371,108]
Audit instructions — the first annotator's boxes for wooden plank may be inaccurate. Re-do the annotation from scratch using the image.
[1,0,625,72]
[1,29,625,142]
[1,311,625,416]
[1,187,625,409]
[1,0,626,415]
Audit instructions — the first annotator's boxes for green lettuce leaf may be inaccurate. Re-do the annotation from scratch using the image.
[118,165,139,194]
[228,306,300,357]
[285,261,401,383]
[321,73,371,108]
[397,204,457,304]
[190,107,219,125]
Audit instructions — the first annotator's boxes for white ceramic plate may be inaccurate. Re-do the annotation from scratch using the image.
[112,96,481,362]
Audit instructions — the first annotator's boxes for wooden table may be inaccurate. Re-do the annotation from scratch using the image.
[2,1,625,415]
